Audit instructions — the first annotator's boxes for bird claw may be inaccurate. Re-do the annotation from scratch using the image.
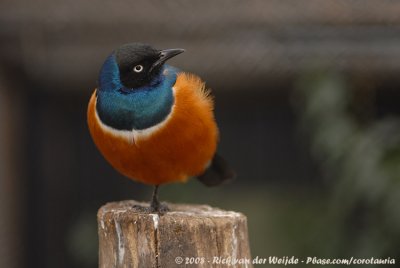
[152,202,170,214]
[132,202,169,214]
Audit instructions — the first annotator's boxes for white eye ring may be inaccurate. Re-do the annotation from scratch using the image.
[133,65,144,73]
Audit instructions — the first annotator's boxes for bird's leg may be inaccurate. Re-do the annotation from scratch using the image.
[149,185,169,213]
[150,185,160,211]
[132,185,169,213]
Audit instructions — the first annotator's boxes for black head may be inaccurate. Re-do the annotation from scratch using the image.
[115,43,184,89]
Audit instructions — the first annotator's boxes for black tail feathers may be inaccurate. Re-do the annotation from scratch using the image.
[197,154,236,187]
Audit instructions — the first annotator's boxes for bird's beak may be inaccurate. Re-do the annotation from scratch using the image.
[150,48,185,72]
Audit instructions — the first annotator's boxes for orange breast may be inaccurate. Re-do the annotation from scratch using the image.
[87,72,218,185]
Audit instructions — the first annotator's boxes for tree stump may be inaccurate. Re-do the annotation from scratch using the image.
[98,200,252,268]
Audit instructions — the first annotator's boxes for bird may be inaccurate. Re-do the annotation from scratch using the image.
[87,43,234,212]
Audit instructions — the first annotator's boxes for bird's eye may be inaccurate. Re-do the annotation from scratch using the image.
[133,65,144,73]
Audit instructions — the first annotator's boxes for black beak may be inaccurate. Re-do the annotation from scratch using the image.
[150,48,185,72]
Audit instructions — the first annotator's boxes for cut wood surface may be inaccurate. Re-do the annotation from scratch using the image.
[98,200,252,268]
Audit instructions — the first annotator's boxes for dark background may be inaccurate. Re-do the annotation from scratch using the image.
[1,1,400,267]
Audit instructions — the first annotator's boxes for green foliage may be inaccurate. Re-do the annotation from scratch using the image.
[295,70,400,261]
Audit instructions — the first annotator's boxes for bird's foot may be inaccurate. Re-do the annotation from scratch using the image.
[151,202,170,214]
[132,185,169,214]
[149,197,170,214]
[132,202,169,214]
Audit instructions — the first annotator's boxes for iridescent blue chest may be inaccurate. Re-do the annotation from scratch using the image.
[96,54,177,130]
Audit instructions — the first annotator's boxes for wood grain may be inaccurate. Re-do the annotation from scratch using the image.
[98,200,252,268]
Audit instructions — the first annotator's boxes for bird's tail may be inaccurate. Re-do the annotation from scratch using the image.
[197,153,236,186]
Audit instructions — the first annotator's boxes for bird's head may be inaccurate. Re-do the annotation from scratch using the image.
[99,43,184,91]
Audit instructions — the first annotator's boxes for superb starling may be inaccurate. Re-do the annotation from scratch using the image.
[87,43,234,212]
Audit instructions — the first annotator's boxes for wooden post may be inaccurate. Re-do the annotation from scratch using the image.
[98,200,252,268]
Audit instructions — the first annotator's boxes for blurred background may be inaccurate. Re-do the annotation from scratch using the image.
[1,0,400,267]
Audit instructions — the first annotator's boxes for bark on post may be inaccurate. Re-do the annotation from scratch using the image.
[98,200,252,268]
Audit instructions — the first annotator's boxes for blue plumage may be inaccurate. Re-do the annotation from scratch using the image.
[96,54,177,130]
[88,43,234,212]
